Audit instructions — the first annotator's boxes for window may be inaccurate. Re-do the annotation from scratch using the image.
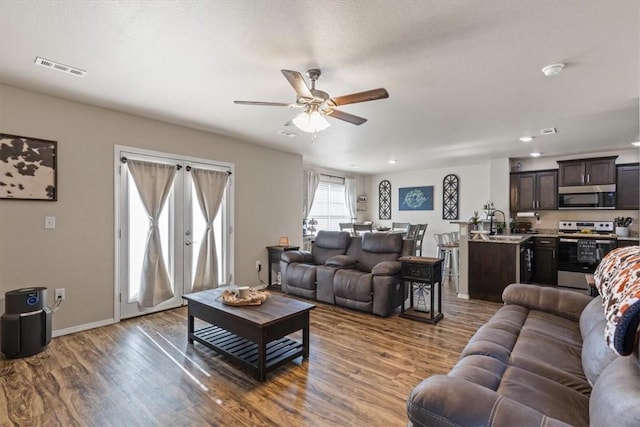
[308,177,351,231]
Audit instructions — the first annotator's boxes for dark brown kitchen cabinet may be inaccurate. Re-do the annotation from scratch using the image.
[510,170,558,211]
[616,163,639,210]
[558,157,616,187]
[532,237,557,285]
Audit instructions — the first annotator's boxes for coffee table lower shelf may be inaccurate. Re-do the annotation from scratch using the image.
[192,325,304,378]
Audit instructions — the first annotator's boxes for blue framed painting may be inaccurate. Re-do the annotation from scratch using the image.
[399,186,433,211]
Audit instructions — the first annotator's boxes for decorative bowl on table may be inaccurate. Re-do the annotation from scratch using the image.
[220,289,270,306]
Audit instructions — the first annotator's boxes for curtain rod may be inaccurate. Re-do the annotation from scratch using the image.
[120,157,231,175]
[320,173,347,180]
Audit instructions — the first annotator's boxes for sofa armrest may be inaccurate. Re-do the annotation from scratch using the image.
[502,283,593,321]
[281,250,313,264]
[407,375,571,427]
[325,255,357,268]
[371,260,401,276]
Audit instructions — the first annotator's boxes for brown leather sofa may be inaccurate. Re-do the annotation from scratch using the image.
[280,231,411,316]
[406,283,640,426]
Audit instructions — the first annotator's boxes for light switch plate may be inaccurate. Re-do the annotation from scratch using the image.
[45,216,56,229]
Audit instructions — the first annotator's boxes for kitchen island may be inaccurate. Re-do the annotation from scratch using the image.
[468,235,535,302]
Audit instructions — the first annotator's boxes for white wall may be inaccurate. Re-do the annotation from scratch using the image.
[0,84,303,332]
[368,162,493,256]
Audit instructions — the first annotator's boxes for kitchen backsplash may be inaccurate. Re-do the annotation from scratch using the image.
[524,210,639,236]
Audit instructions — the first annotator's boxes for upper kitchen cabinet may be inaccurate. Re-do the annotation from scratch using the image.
[616,163,639,210]
[558,157,617,187]
[510,170,558,211]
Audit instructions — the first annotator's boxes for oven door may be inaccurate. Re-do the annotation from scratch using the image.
[557,238,617,289]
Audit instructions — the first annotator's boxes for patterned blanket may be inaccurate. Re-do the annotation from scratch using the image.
[594,246,640,356]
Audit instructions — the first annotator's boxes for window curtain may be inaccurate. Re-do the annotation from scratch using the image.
[190,168,229,292]
[344,177,357,222]
[303,170,320,219]
[127,160,177,308]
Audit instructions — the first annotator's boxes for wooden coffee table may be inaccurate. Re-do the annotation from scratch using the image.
[182,288,315,381]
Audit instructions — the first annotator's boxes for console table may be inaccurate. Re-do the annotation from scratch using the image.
[266,245,299,287]
[399,256,444,324]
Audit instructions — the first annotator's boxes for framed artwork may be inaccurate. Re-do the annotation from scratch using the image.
[399,186,433,211]
[0,133,57,201]
[442,174,459,220]
[378,180,391,219]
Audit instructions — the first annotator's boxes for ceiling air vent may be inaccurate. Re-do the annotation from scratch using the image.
[278,130,297,137]
[35,57,86,77]
[540,127,557,135]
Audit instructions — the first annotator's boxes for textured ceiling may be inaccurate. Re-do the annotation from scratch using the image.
[0,1,638,173]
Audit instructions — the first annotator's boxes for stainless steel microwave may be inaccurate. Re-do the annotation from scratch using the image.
[558,184,616,209]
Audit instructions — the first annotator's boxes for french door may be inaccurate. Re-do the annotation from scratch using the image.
[115,146,233,319]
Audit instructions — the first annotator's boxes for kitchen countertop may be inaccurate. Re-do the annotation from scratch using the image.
[469,232,639,244]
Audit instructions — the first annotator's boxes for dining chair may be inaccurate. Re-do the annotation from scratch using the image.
[353,223,373,236]
[339,222,354,233]
[414,224,428,256]
[392,222,410,236]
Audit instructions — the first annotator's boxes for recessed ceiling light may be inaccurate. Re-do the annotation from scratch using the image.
[388,160,397,164]
[34,56,86,77]
[541,63,565,77]
[519,136,535,142]
[530,151,542,157]
[632,141,640,147]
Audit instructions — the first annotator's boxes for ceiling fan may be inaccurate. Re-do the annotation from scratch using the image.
[234,69,389,133]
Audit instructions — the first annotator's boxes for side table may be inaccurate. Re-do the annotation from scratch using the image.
[398,256,444,324]
[266,245,300,287]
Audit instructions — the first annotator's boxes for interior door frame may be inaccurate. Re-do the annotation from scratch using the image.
[113,145,235,323]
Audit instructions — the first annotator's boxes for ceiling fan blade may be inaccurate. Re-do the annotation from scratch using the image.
[325,109,367,125]
[329,88,389,107]
[281,70,314,101]
[234,100,293,107]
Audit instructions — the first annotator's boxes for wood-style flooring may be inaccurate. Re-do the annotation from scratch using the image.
[0,283,501,426]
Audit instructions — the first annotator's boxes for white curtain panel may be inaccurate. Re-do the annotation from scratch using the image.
[344,177,357,221]
[190,168,229,292]
[127,160,177,308]
[303,169,320,219]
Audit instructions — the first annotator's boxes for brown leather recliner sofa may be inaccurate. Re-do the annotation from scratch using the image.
[407,245,640,427]
[280,230,411,316]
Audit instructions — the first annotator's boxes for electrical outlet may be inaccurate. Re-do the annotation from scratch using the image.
[54,288,65,300]
[256,260,262,272]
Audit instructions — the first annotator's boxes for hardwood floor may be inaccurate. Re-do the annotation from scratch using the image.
[0,283,500,426]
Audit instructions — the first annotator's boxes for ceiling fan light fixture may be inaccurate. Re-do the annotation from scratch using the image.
[541,63,565,77]
[292,110,330,133]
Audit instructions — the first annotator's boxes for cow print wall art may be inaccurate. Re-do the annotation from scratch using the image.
[0,133,57,201]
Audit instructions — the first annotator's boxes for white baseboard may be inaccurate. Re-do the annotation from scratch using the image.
[52,318,115,338]
[457,293,470,300]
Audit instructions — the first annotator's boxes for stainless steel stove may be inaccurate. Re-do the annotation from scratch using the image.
[557,221,617,290]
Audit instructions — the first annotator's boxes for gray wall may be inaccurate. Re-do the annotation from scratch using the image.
[0,84,303,332]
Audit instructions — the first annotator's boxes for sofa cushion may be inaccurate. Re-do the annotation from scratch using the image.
[312,230,351,265]
[581,318,617,386]
[333,270,374,312]
[357,233,403,272]
[283,263,317,298]
[497,365,589,426]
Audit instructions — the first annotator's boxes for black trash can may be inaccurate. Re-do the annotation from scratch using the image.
[1,287,52,358]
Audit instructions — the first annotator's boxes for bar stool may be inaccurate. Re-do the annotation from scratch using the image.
[433,233,459,291]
